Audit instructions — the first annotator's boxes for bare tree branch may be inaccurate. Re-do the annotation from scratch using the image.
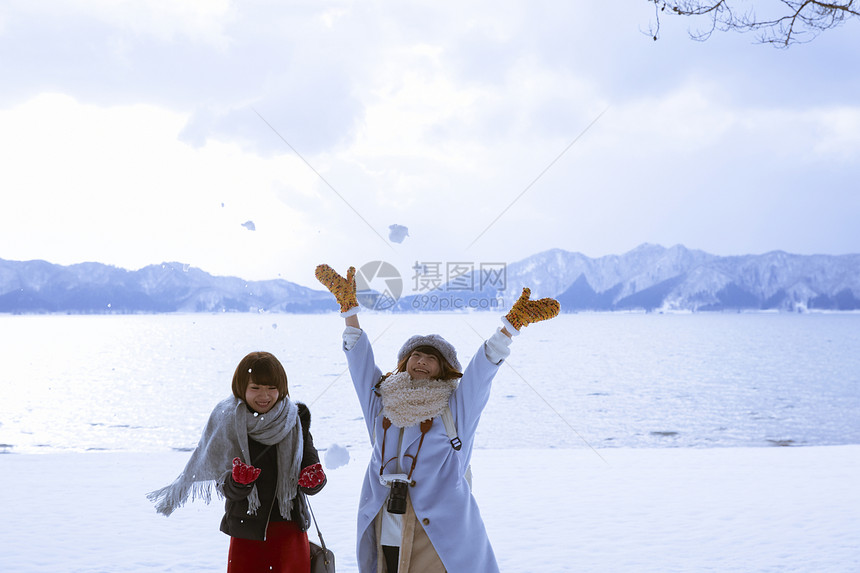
[647,0,860,47]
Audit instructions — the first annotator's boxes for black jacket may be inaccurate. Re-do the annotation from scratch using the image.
[219,402,326,541]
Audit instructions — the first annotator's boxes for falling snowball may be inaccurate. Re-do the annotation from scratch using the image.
[241,220,256,231]
[324,443,350,469]
[388,224,409,243]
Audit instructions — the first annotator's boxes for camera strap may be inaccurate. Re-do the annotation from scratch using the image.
[379,417,433,484]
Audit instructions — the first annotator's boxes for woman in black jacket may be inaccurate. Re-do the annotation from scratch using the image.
[149,351,327,573]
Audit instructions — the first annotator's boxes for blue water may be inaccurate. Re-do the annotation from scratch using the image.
[1,312,858,453]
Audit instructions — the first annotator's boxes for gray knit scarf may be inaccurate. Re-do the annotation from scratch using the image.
[379,371,458,428]
[147,395,303,517]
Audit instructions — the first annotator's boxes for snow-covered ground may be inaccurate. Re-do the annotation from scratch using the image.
[1,446,858,572]
[2,312,859,571]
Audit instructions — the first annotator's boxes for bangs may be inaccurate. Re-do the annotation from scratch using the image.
[248,360,278,386]
[412,345,445,361]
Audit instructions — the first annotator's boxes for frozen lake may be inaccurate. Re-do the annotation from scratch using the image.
[2,312,859,454]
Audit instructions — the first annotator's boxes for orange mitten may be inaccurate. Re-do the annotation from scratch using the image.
[315,264,359,316]
[502,288,560,335]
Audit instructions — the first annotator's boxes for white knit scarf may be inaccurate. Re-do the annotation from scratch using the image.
[148,395,303,517]
[379,371,458,428]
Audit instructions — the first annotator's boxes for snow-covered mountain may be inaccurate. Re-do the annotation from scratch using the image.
[508,244,860,312]
[397,244,860,313]
[0,260,334,314]
[1,244,858,313]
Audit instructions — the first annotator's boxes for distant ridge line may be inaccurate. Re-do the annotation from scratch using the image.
[1,244,859,314]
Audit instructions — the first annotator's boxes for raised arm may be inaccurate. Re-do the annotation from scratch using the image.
[315,263,383,437]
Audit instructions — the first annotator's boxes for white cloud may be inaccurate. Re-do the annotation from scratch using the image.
[0,94,324,279]
[807,107,860,161]
[1,1,859,285]
[57,0,232,44]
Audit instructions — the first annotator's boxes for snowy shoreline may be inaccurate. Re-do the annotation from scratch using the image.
[2,445,858,572]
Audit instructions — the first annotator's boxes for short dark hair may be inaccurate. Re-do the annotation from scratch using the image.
[231,351,289,401]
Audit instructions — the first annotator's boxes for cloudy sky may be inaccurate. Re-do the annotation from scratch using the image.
[2,0,858,288]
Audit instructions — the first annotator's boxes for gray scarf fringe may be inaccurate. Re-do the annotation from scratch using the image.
[147,395,303,518]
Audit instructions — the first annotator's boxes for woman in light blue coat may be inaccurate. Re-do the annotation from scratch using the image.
[315,264,560,573]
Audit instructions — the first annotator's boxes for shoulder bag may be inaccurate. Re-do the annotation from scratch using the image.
[306,496,335,573]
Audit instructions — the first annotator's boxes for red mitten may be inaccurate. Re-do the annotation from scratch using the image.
[232,457,261,485]
[298,463,326,488]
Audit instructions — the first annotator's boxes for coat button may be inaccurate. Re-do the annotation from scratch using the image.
[422,518,430,526]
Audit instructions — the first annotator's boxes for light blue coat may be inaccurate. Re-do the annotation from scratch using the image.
[345,330,503,573]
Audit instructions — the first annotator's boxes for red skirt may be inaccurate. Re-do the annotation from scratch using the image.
[227,520,310,573]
